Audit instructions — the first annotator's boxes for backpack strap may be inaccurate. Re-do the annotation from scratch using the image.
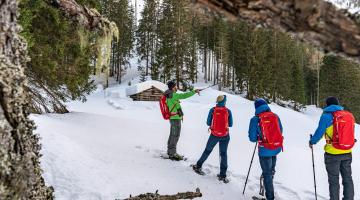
[325,131,333,144]
[256,115,264,143]
[325,112,338,144]
[210,107,216,130]
[168,98,180,117]
[169,101,178,113]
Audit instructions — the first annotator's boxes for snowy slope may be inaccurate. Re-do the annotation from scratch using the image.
[32,78,360,200]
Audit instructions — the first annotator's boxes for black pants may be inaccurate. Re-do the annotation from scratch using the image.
[167,119,181,155]
[325,153,354,200]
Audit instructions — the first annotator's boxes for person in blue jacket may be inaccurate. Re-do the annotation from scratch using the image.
[248,98,283,200]
[309,96,354,200]
[192,95,233,183]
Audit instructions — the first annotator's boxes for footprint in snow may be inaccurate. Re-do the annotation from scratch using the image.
[107,100,114,105]
[114,104,123,109]
[274,183,301,200]
[302,190,327,200]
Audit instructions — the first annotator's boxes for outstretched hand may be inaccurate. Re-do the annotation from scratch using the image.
[309,134,314,149]
[195,89,200,95]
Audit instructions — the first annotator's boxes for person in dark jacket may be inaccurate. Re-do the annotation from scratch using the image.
[309,96,354,200]
[192,95,233,183]
[248,98,283,200]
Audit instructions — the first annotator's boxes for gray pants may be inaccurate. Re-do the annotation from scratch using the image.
[167,119,181,155]
[325,153,354,200]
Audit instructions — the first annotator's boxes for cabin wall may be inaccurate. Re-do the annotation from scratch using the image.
[130,87,163,101]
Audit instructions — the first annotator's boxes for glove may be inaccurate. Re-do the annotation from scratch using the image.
[309,141,313,149]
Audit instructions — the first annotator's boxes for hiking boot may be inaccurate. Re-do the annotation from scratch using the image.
[192,164,205,175]
[168,153,184,161]
[217,174,229,183]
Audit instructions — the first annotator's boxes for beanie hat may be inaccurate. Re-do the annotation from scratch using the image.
[254,98,267,109]
[326,96,339,107]
[216,95,225,103]
[167,80,176,90]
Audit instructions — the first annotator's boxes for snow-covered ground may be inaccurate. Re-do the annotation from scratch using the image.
[32,73,360,200]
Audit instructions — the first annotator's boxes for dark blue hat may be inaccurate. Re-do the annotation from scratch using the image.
[254,98,267,109]
[167,80,176,90]
[326,96,339,107]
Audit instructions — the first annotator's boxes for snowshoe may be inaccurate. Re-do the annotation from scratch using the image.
[191,164,205,175]
[161,153,187,161]
[252,196,266,200]
[217,174,229,183]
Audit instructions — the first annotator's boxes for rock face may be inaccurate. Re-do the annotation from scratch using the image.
[193,0,360,62]
[0,0,54,199]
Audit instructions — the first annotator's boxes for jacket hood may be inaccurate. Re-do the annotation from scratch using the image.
[216,95,227,107]
[324,105,344,113]
[164,89,173,98]
[255,104,271,115]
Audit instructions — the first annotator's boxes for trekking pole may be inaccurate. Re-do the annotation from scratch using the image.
[198,83,219,92]
[243,142,258,194]
[310,134,318,200]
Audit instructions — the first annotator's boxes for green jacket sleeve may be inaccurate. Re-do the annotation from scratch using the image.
[172,90,196,101]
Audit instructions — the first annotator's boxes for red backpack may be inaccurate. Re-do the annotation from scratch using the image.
[258,111,283,150]
[330,110,356,150]
[210,107,229,137]
[159,95,177,120]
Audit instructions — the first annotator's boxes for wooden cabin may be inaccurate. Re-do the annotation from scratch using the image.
[129,86,164,101]
[126,81,167,101]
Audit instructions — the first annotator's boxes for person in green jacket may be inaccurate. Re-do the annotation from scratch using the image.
[165,80,199,160]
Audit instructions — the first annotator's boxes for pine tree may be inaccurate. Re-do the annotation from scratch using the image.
[320,55,360,122]
[104,0,135,84]
[140,67,147,82]
[19,0,99,113]
[136,0,159,78]
[155,0,195,86]
[289,42,306,110]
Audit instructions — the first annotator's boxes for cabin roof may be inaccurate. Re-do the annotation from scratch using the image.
[126,80,167,96]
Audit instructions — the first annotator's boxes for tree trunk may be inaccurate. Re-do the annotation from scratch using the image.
[213,52,216,85]
[208,50,211,81]
[146,31,149,76]
[232,65,235,91]
[0,0,54,198]
[110,41,115,77]
[216,56,220,85]
[203,48,207,83]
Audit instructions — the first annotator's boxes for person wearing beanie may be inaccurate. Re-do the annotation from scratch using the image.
[326,96,339,107]
[309,96,355,200]
[164,80,200,161]
[248,98,283,200]
[192,95,233,183]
